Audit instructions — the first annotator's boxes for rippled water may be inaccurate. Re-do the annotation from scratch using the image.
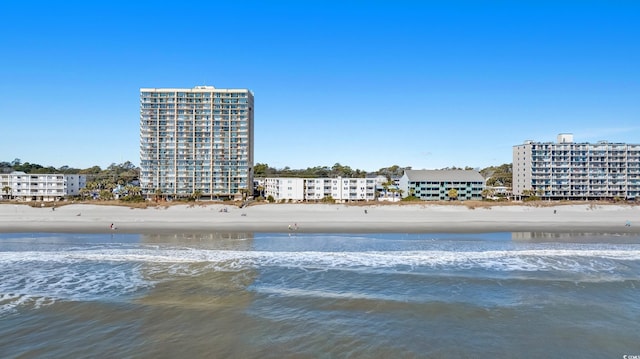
[1,232,640,358]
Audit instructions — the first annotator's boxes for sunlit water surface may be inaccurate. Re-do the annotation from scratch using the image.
[1,232,640,358]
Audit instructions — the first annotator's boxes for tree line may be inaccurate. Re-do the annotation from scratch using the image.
[255,162,513,187]
[1,159,140,183]
[255,163,411,179]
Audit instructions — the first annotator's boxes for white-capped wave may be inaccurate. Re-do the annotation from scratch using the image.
[2,247,639,315]
[0,259,152,316]
[2,247,640,271]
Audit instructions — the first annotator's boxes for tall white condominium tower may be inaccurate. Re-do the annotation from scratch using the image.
[513,133,640,200]
[140,86,254,200]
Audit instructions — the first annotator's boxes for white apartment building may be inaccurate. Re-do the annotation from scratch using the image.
[140,86,254,200]
[264,177,379,202]
[513,134,640,200]
[0,172,86,201]
[264,178,306,201]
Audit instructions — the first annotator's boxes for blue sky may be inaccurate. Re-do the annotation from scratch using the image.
[1,1,638,172]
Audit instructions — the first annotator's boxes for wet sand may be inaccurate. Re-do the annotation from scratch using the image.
[1,203,640,234]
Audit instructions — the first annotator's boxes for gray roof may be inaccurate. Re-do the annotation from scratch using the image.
[404,170,484,182]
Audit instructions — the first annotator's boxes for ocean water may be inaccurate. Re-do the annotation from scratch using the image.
[1,231,640,358]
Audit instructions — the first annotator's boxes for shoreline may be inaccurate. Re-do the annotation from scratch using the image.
[1,203,640,234]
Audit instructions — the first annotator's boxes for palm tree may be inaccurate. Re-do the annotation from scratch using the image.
[481,188,495,199]
[131,186,142,197]
[2,186,11,200]
[124,184,135,197]
[154,188,163,203]
[388,187,398,201]
[99,189,114,200]
[79,187,91,200]
[239,188,249,201]
[191,189,202,201]
[121,184,142,200]
[375,189,382,200]
[382,181,391,199]
[85,181,97,191]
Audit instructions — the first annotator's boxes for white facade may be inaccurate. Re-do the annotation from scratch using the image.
[140,86,254,200]
[63,174,86,196]
[264,178,305,201]
[0,172,87,201]
[513,134,640,200]
[303,178,334,201]
[336,177,377,201]
[263,177,378,202]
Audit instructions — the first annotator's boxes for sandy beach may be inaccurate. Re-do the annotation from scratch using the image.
[1,202,640,234]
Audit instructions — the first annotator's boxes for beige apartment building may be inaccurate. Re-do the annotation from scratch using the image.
[513,134,640,200]
[140,86,254,200]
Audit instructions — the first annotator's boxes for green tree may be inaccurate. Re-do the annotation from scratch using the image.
[130,185,142,196]
[120,184,143,201]
[99,189,114,200]
[190,189,203,201]
[389,187,398,199]
[256,184,265,198]
[2,186,11,200]
[79,187,91,200]
[154,188,163,203]
[80,166,103,175]
[239,188,249,201]
[481,163,513,188]
[255,163,281,177]
[377,165,408,179]
[382,181,391,198]
[321,195,335,203]
[448,188,459,201]
[481,188,495,199]
[331,163,353,177]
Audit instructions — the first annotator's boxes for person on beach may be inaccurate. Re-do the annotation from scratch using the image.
[110,223,117,230]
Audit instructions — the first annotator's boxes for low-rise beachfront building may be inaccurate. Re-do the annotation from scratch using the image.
[0,172,86,201]
[399,170,485,201]
[513,134,640,200]
[485,186,511,199]
[264,178,306,201]
[335,177,377,202]
[263,177,378,202]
